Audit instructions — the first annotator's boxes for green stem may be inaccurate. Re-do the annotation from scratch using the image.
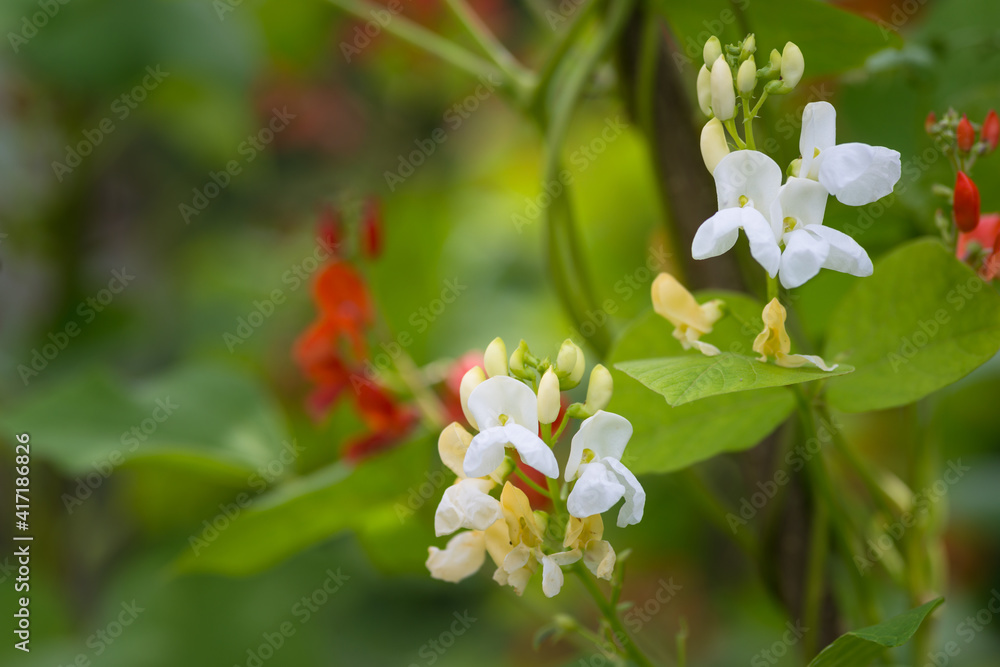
[530,0,601,116]
[766,274,779,303]
[443,0,534,91]
[741,95,756,150]
[573,562,656,667]
[326,0,504,87]
[723,118,746,149]
[635,10,659,141]
[749,90,769,119]
[803,496,828,660]
[515,467,553,498]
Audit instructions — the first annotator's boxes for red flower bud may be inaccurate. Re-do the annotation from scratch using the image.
[954,172,981,233]
[924,111,936,134]
[983,109,999,152]
[317,204,343,256]
[360,197,383,259]
[957,115,975,152]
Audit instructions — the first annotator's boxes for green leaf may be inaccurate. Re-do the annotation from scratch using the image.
[825,239,1000,412]
[616,353,853,407]
[172,437,438,576]
[807,598,944,667]
[0,364,290,480]
[608,302,795,475]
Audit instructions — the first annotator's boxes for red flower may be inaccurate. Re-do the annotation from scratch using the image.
[343,382,419,461]
[317,204,343,257]
[957,213,1000,260]
[957,115,975,153]
[983,109,999,152]
[313,262,373,357]
[954,172,981,233]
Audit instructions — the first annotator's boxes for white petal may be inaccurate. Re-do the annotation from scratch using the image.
[800,101,837,179]
[467,376,539,432]
[463,427,509,478]
[584,540,616,580]
[692,207,781,277]
[567,462,625,519]
[503,543,532,573]
[689,340,721,356]
[435,478,501,536]
[541,555,565,597]
[565,411,632,482]
[772,177,828,229]
[779,228,829,289]
[806,225,873,278]
[713,150,783,214]
[504,423,559,479]
[817,143,901,206]
[603,458,646,527]
[426,531,486,583]
[784,353,839,372]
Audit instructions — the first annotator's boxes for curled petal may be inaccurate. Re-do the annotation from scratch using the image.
[426,531,487,583]
[603,458,645,527]
[463,427,509,479]
[438,422,473,478]
[467,376,538,432]
[779,228,830,289]
[778,352,839,372]
[434,478,501,536]
[567,463,625,519]
[817,143,901,206]
[504,424,558,479]
[584,540,616,580]
[807,225,873,278]
[693,207,781,277]
[540,549,582,598]
[565,411,632,482]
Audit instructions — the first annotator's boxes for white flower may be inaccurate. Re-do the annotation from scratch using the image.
[434,478,503,536]
[426,530,488,583]
[539,549,582,598]
[692,150,783,277]
[463,376,559,479]
[565,411,645,528]
[799,101,901,206]
[772,177,873,288]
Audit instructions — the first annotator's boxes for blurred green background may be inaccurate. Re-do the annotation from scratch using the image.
[1,0,999,665]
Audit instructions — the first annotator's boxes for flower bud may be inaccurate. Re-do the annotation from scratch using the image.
[924,111,937,134]
[954,171,980,233]
[710,55,735,121]
[537,368,560,425]
[769,48,781,72]
[360,196,383,258]
[740,34,756,61]
[983,109,999,151]
[780,42,804,88]
[737,57,756,95]
[484,337,508,377]
[957,115,975,153]
[438,422,473,477]
[703,36,722,68]
[696,65,713,117]
[584,364,613,413]
[459,365,486,429]
[700,118,730,174]
[509,339,532,379]
[787,158,802,178]
[556,339,581,375]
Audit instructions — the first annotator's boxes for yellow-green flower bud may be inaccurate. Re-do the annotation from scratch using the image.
[537,368,561,425]
[484,337,508,377]
[556,338,582,375]
[740,34,756,61]
[700,118,730,174]
[780,42,804,89]
[459,365,486,429]
[709,55,735,121]
[769,48,781,72]
[696,64,713,117]
[584,364,613,413]
[737,56,756,95]
[703,36,722,69]
[509,339,531,379]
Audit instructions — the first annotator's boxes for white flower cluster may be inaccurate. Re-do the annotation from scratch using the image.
[426,339,645,598]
